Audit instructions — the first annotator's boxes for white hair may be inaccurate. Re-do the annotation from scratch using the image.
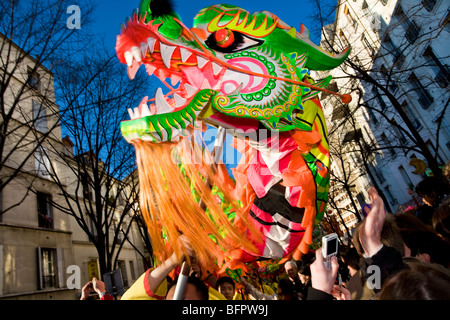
[284,261,297,270]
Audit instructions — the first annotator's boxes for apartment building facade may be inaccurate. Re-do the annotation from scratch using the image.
[313,0,449,226]
[0,35,147,300]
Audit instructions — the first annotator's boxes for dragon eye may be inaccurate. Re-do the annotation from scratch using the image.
[205,29,263,53]
[214,29,235,48]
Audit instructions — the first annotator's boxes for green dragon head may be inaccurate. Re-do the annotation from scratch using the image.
[116,0,350,143]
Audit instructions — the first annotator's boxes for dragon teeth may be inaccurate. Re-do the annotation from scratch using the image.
[212,62,223,76]
[145,64,156,76]
[184,83,198,97]
[124,51,133,67]
[127,108,135,119]
[170,74,181,86]
[200,78,212,90]
[154,87,173,114]
[160,43,176,68]
[180,47,192,63]
[147,37,156,53]
[196,55,208,69]
[173,93,187,108]
[140,103,152,117]
[140,42,148,56]
[130,46,141,63]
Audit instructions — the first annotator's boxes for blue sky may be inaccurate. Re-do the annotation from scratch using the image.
[88,0,336,50]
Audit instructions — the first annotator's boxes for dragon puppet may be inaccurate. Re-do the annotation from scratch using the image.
[116,0,350,275]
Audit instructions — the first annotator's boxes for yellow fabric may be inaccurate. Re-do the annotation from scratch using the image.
[120,269,167,300]
[208,287,227,300]
[233,291,243,300]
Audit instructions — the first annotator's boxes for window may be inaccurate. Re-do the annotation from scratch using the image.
[118,261,129,287]
[422,0,436,12]
[380,65,399,93]
[27,67,40,91]
[381,133,396,157]
[371,86,387,111]
[409,73,434,109]
[371,165,385,184]
[129,260,136,280]
[37,192,53,229]
[86,212,98,242]
[401,101,422,130]
[81,173,93,201]
[339,30,350,48]
[394,6,421,44]
[391,119,407,144]
[32,101,48,133]
[365,105,378,125]
[398,165,413,188]
[38,247,58,289]
[384,186,398,205]
[35,145,51,178]
[383,35,405,68]
[423,46,449,88]
[361,33,375,57]
[344,5,358,30]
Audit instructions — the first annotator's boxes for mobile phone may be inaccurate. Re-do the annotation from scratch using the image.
[322,233,338,270]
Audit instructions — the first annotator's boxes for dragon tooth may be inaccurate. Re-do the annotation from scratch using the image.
[145,64,156,76]
[124,51,133,67]
[154,87,173,114]
[140,42,148,57]
[200,78,212,90]
[140,103,151,117]
[212,62,223,76]
[133,107,140,118]
[229,83,244,96]
[170,74,181,87]
[127,60,140,80]
[173,93,187,108]
[196,55,208,69]
[147,37,156,53]
[184,83,198,97]
[127,108,135,119]
[180,47,192,63]
[130,46,142,63]
[160,43,176,68]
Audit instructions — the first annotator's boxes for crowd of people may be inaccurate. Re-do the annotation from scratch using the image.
[81,165,450,301]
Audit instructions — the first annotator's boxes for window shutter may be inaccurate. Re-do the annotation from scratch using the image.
[56,248,64,288]
[37,247,43,290]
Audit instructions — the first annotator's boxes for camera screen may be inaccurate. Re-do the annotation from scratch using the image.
[326,238,338,256]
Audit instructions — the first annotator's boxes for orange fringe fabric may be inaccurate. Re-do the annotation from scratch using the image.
[132,137,261,275]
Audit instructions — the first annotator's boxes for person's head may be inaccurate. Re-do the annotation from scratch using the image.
[415,176,450,207]
[298,265,311,284]
[284,261,298,280]
[433,197,450,240]
[340,245,361,276]
[377,261,450,300]
[381,214,406,256]
[394,213,450,267]
[216,276,235,300]
[166,276,209,300]
[277,278,297,300]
